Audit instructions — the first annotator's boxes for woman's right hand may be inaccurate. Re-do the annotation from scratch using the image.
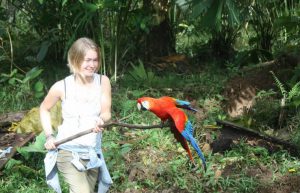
[44,136,57,150]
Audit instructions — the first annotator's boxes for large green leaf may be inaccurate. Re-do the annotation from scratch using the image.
[36,41,51,62]
[274,16,300,31]
[200,0,225,32]
[18,132,47,154]
[62,0,68,6]
[82,2,99,12]
[225,0,240,26]
[33,80,44,92]
[25,67,43,81]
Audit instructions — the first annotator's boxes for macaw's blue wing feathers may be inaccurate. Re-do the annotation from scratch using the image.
[181,121,207,171]
[175,99,198,112]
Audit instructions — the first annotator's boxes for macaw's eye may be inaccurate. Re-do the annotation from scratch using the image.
[141,101,149,110]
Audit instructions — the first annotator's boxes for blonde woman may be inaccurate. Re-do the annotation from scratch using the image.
[40,37,112,193]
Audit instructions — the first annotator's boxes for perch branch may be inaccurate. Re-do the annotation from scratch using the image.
[54,121,170,146]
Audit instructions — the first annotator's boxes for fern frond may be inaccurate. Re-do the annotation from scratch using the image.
[288,82,300,101]
[270,71,287,99]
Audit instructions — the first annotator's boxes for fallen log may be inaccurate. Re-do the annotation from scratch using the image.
[0,110,28,128]
[241,60,276,72]
[215,120,299,155]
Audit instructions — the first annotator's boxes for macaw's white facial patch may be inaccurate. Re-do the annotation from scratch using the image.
[137,101,150,111]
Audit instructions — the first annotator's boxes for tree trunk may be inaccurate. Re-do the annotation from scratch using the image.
[141,0,176,61]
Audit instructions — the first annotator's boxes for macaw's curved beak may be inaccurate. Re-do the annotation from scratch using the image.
[137,103,141,110]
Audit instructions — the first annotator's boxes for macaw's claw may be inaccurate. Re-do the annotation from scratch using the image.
[190,162,207,172]
[191,163,199,172]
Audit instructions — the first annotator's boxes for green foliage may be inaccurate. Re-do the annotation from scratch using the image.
[219,176,257,193]
[125,62,179,89]
[289,62,300,87]
[112,88,146,121]
[233,48,273,67]
[0,67,46,113]
[0,153,52,193]
[271,71,287,99]
[121,61,229,101]
[271,71,300,108]
[285,110,300,149]
[128,60,158,87]
[177,0,247,62]
[288,82,300,107]
[18,132,47,158]
[249,0,300,52]
[4,158,23,170]
[0,67,45,99]
[246,93,281,129]
[1,1,300,192]
[200,95,227,126]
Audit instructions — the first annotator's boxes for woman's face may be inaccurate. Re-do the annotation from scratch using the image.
[79,49,99,78]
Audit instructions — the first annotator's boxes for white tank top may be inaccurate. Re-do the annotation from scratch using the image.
[56,74,102,147]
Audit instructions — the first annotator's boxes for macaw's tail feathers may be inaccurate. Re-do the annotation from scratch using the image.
[170,125,195,164]
[182,130,207,171]
[190,137,207,171]
[175,99,198,113]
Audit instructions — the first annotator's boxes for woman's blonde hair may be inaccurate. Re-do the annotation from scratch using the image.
[67,37,101,74]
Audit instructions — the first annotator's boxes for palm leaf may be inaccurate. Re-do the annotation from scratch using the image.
[200,0,225,32]
[225,0,240,26]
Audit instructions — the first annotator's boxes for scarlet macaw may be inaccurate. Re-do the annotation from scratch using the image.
[137,96,207,171]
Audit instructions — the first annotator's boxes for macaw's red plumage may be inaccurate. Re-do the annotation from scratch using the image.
[137,96,207,171]
[137,96,197,121]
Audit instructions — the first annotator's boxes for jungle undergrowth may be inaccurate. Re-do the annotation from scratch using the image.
[1,65,300,193]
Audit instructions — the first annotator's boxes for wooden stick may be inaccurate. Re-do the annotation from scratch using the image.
[54,121,170,146]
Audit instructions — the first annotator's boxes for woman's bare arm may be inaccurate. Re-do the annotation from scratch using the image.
[40,81,63,149]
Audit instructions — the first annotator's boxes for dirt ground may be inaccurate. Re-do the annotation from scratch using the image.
[221,160,300,193]
[257,175,300,193]
[223,59,295,118]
